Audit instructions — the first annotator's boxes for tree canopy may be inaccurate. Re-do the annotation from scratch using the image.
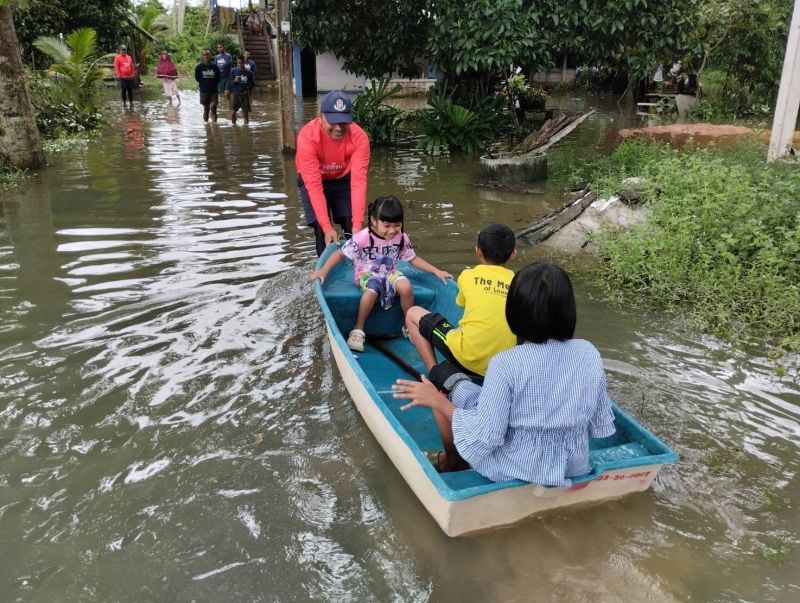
[292,0,793,103]
[13,0,130,61]
[292,0,429,78]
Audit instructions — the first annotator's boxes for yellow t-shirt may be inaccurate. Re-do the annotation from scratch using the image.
[446,264,516,375]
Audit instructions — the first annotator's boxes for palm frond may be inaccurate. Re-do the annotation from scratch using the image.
[65,27,97,64]
[33,36,71,64]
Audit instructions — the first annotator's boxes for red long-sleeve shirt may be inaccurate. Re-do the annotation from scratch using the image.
[114,53,136,78]
[295,118,370,232]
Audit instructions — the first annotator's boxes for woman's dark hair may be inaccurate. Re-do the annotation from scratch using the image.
[506,261,576,343]
[368,195,404,223]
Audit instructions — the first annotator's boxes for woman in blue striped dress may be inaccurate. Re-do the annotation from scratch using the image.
[393,261,616,485]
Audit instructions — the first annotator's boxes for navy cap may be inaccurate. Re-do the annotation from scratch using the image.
[320,90,353,124]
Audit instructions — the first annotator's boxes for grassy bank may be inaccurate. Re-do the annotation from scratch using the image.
[574,140,800,372]
[0,165,30,191]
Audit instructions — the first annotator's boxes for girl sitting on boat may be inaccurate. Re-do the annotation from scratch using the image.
[393,261,616,482]
[310,196,451,352]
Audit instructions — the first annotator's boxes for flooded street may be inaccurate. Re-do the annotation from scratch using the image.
[1,88,798,602]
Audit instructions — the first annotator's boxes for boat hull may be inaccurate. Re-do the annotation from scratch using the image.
[325,324,666,537]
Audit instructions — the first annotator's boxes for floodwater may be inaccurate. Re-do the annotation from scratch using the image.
[1,87,798,602]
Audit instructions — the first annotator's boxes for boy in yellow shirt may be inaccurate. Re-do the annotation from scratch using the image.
[405,223,516,376]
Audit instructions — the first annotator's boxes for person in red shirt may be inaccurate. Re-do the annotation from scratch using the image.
[113,44,137,111]
[295,90,371,256]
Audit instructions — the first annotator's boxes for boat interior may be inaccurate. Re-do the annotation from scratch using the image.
[318,254,677,501]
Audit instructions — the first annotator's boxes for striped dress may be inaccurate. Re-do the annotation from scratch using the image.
[450,339,616,486]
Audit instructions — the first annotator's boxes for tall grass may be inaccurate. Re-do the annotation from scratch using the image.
[583,140,800,368]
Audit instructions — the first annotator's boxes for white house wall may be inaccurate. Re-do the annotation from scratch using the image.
[315,53,367,92]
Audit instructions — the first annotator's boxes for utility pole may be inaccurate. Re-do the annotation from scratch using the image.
[276,0,296,153]
[768,0,800,161]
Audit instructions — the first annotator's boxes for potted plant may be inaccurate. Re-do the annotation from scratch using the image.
[520,84,548,111]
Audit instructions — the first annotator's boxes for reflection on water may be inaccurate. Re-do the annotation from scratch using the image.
[0,89,798,601]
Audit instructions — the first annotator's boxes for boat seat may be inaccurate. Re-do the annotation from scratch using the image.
[323,278,438,335]
[588,442,649,468]
[436,442,652,493]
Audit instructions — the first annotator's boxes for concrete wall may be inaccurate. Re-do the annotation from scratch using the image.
[315,53,366,92]
[532,68,577,85]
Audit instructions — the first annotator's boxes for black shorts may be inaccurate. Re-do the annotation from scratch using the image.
[418,312,472,371]
[199,90,219,106]
[298,174,352,227]
[232,92,251,112]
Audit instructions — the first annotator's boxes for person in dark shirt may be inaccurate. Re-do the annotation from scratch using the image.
[214,42,233,111]
[228,55,254,125]
[194,49,221,122]
[244,50,257,92]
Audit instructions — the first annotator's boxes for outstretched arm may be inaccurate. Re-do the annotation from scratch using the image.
[408,256,452,283]
[309,249,345,283]
[393,377,454,420]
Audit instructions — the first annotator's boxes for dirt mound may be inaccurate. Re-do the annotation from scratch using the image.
[618,123,800,148]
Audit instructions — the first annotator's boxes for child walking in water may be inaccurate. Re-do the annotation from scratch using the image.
[393,261,616,479]
[310,196,451,352]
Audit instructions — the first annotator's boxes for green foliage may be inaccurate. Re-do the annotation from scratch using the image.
[426,0,555,79]
[25,69,103,137]
[571,0,704,82]
[588,140,800,357]
[688,1,793,117]
[205,32,240,60]
[506,74,528,100]
[33,27,113,117]
[131,0,171,74]
[0,165,29,191]
[155,6,209,73]
[415,84,510,155]
[293,0,429,78]
[291,0,791,107]
[13,0,129,61]
[351,79,405,144]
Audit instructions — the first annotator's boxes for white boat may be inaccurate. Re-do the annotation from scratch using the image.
[314,246,678,537]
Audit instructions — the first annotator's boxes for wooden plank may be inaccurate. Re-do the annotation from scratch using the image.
[515,189,597,244]
[515,109,595,155]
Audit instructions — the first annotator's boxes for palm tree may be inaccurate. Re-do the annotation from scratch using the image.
[33,27,113,116]
[0,1,45,169]
[130,2,171,75]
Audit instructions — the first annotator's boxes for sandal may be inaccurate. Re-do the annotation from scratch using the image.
[424,450,446,472]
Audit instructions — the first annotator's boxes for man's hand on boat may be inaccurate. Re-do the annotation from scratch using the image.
[393,377,454,419]
[323,228,338,247]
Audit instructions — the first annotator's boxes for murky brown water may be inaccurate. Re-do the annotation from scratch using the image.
[1,87,798,602]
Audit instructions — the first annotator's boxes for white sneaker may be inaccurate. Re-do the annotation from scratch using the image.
[347,329,366,352]
[401,326,410,340]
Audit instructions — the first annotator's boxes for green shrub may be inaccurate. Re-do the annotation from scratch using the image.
[25,67,103,138]
[590,140,800,359]
[351,78,405,143]
[0,165,29,191]
[416,83,510,155]
[205,33,241,60]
